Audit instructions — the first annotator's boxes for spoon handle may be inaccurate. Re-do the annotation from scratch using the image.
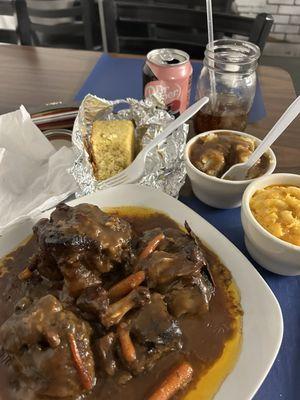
[140,97,209,157]
[245,95,300,167]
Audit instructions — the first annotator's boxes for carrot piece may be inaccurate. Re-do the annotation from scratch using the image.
[109,271,145,301]
[68,333,93,391]
[18,267,32,280]
[18,256,38,280]
[138,233,165,261]
[148,362,193,400]
[117,323,137,364]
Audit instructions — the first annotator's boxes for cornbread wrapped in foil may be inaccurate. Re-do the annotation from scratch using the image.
[71,94,189,197]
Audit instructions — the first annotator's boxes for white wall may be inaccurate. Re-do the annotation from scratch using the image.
[235,0,300,56]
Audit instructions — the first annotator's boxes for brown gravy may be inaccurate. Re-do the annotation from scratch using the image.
[193,93,250,134]
[189,131,270,180]
[0,207,242,400]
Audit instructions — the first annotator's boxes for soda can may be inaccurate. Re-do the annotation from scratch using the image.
[143,48,193,116]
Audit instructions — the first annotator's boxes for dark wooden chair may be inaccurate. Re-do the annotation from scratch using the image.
[148,0,236,46]
[115,0,234,13]
[102,1,274,58]
[152,0,233,13]
[0,0,31,44]
[110,0,235,46]
[24,0,95,50]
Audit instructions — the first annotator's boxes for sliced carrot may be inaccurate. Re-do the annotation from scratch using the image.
[68,333,93,391]
[117,323,136,364]
[18,267,32,280]
[148,362,193,400]
[138,233,165,261]
[109,271,145,301]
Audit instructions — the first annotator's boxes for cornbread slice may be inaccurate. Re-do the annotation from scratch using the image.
[90,120,135,181]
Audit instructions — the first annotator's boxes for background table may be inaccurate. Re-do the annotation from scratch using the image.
[0,44,299,400]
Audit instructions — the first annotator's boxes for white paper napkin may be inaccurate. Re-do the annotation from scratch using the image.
[0,106,78,234]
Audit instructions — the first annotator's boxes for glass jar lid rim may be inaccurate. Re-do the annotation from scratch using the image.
[205,39,260,62]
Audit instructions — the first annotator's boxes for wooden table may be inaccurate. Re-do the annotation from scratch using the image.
[0,44,299,174]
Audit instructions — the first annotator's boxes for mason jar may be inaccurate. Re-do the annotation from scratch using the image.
[194,39,260,133]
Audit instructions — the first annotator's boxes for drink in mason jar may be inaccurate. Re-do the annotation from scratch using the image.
[143,48,193,116]
[194,93,248,133]
[194,39,260,133]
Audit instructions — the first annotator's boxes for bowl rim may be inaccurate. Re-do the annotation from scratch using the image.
[242,173,300,252]
[184,129,277,185]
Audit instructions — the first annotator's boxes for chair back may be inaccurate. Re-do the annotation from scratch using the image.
[116,0,233,12]
[25,0,94,49]
[150,0,233,13]
[102,0,273,58]
[0,0,31,44]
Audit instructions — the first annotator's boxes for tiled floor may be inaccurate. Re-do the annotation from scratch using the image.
[261,55,300,95]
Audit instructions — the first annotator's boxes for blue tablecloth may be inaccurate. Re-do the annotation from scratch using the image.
[180,195,300,400]
[75,54,298,399]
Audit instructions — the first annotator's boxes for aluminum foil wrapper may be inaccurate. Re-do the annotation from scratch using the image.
[70,94,188,198]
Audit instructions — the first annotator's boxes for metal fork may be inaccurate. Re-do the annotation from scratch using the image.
[100,97,209,189]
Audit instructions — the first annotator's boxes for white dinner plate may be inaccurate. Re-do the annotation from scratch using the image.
[0,184,283,400]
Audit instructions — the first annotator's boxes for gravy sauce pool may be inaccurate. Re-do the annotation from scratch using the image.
[0,207,242,400]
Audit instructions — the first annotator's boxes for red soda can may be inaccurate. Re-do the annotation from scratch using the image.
[143,48,193,116]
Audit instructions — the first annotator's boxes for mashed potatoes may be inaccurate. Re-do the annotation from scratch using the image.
[250,185,300,246]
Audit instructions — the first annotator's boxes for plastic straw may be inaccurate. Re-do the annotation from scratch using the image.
[205,0,216,108]
[206,0,214,45]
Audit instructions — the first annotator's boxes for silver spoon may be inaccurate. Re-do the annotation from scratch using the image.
[221,96,300,181]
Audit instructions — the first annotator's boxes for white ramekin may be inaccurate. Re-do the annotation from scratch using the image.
[241,173,300,275]
[184,130,277,209]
